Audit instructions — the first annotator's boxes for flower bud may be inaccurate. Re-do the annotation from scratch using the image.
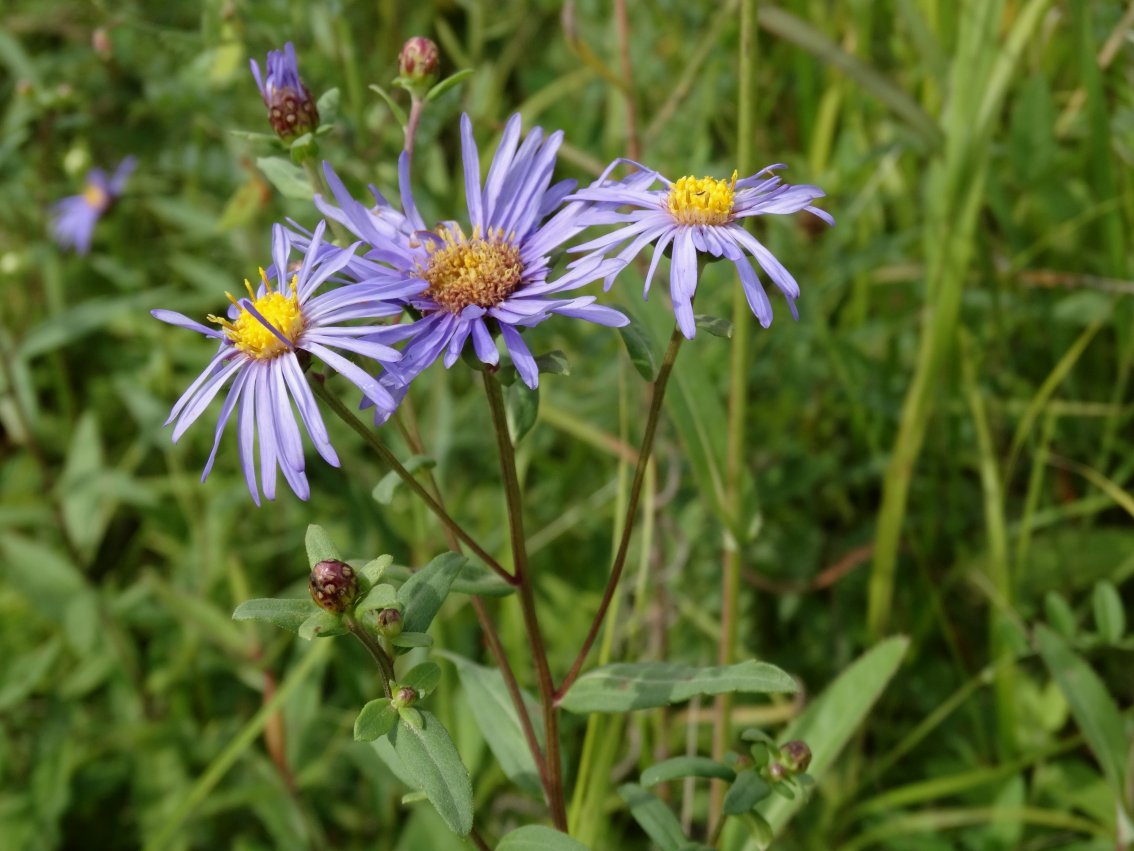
[767,761,787,782]
[392,686,417,709]
[92,28,113,59]
[308,559,359,614]
[398,37,440,89]
[375,607,403,638]
[779,740,812,773]
[250,42,320,142]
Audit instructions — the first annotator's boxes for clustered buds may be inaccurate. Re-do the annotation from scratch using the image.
[309,559,360,614]
[250,42,319,142]
[398,37,440,90]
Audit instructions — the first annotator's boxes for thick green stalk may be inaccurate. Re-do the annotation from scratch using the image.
[482,371,568,831]
[709,0,758,830]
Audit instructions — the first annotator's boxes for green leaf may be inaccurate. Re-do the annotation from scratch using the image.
[425,68,474,102]
[397,552,467,634]
[355,583,400,614]
[255,156,314,200]
[694,314,734,338]
[497,825,592,850]
[297,610,347,640]
[505,383,539,443]
[618,319,658,381]
[535,350,570,376]
[368,83,407,127]
[1091,581,1124,643]
[559,661,797,714]
[401,662,442,697]
[316,87,341,124]
[360,554,393,585]
[304,524,341,567]
[1035,625,1128,799]
[372,455,436,505]
[229,128,280,143]
[618,783,687,851]
[441,652,544,794]
[232,598,315,633]
[1043,591,1077,640]
[391,631,433,649]
[722,769,771,815]
[641,757,736,787]
[399,706,424,729]
[388,709,474,835]
[757,636,909,836]
[354,698,398,741]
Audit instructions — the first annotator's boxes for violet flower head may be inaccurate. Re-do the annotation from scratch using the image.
[152,222,410,504]
[51,156,136,254]
[250,42,319,141]
[570,161,833,338]
[316,113,627,391]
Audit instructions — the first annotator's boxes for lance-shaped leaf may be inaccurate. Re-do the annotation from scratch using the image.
[304,524,341,567]
[641,756,736,787]
[397,552,467,634]
[297,610,346,640]
[400,662,442,698]
[722,769,771,815]
[354,698,398,741]
[618,783,687,851]
[232,598,314,633]
[559,661,797,714]
[497,825,592,850]
[387,709,474,835]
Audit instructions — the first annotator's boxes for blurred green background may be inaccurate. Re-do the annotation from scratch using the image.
[1,0,1131,849]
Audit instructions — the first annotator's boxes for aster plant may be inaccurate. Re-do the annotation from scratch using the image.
[152,33,832,851]
[51,155,135,254]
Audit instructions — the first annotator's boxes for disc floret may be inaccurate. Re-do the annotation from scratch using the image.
[420,225,524,314]
[209,269,305,360]
[667,171,738,226]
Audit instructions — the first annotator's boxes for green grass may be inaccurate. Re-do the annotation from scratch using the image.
[1,1,1132,849]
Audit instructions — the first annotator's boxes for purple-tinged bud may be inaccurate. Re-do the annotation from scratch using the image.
[398,37,440,88]
[250,42,320,141]
[767,762,787,782]
[392,686,417,709]
[780,740,812,773]
[309,559,359,614]
[376,607,403,638]
[92,28,112,59]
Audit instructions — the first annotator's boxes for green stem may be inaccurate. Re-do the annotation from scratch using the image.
[301,159,352,244]
[309,375,515,584]
[345,615,395,699]
[482,371,568,831]
[556,327,685,699]
[710,0,758,831]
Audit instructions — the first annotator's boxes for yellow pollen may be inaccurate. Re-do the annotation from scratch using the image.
[208,270,305,360]
[420,225,523,313]
[83,183,109,210]
[667,171,738,226]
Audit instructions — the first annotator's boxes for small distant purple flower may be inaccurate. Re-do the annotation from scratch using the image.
[315,113,627,391]
[51,156,135,254]
[152,222,410,504]
[250,42,319,140]
[570,161,833,338]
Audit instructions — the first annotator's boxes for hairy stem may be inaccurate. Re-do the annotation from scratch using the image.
[556,327,684,699]
[482,371,568,831]
[395,400,554,804]
[404,96,425,159]
[310,375,515,583]
[345,615,395,699]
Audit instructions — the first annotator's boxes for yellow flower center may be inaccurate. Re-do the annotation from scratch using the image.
[209,269,305,360]
[666,171,738,226]
[420,225,523,313]
[83,183,109,210]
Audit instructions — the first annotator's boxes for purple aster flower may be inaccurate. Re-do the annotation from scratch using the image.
[570,161,833,338]
[152,222,411,504]
[315,113,628,390]
[250,42,319,141]
[51,156,136,254]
